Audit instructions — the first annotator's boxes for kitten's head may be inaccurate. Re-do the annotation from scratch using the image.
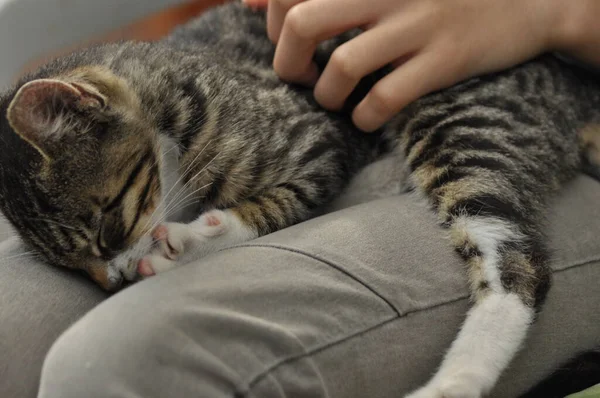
[0,66,162,290]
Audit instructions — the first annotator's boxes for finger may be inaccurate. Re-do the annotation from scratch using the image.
[273,0,374,84]
[314,20,424,111]
[267,0,303,43]
[352,53,447,132]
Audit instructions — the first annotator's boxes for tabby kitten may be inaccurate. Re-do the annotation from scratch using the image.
[0,2,599,397]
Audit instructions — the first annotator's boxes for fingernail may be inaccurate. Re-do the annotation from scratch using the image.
[352,101,385,132]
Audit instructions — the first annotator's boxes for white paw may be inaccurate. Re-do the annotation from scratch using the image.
[194,209,229,237]
[405,374,485,398]
[136,222,191,277]
[153,222,190,260]
[137,254,177,276]
[150,209,229,262]
[136,209,250,278]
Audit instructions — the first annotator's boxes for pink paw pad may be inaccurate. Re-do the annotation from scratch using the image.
[205,214,221,227]
[152,225,168,241]
[137,258,155,277]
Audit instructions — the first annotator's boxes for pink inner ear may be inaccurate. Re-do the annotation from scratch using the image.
[20,80,80,108]
[7,79,102,147]
[8,80,79,136]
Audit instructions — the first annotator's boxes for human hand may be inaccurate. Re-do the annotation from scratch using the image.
[244,0,565,132]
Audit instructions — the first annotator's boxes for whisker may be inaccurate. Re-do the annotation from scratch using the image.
[161,178,213,223]
[149,141,182,172]
[162,140,213,205]
[0,251,38,262]
[145,182,212,235]
[162,196,203,222]
[161,148,218,213]
[138,142,187,231]
[133,195,201,254]
[141,141,215,233]
[145,195,199,236]
[25,218,80,232]
[151,151,220,233]
[163,151,221,213]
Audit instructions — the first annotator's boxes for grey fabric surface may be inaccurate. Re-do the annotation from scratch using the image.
[18,175,597,398]
[0,238,107,398]
[0,216,13,242]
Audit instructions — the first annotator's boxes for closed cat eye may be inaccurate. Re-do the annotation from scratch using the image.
[93,220,109,258]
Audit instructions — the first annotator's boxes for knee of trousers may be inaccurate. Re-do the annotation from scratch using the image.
[36,295,250,398]
[36,282,328,398]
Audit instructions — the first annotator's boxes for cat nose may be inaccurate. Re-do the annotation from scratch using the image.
[88,263,123,291]
[107,275,122,289]
[105,266,124,291]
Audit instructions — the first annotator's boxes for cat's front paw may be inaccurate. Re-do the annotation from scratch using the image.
[152,223,188,260]
[137,209,237,277]
[137,222,191,277]
[195,209,229,237]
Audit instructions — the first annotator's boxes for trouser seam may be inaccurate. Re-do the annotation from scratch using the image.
[223,245,600,397]
[233,294,471,397]
[238,292,468,397]
[553,254,600,273]
[225,243,402,317]
[236,314,400,398]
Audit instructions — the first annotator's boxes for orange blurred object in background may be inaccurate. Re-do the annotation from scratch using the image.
[107,0,224,42]
[21,0,225,76]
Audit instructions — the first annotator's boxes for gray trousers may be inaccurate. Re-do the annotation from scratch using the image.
[1,177,599,398]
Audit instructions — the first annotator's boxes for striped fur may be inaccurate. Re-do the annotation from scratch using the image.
[389,59,600,308]
[0,2,599,395]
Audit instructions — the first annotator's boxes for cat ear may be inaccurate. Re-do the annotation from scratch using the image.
[6,79,106,159]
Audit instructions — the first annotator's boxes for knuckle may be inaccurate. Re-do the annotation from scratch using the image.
[368,86,397,116]
[433,48,464,86]
[284,5,312,39]
[329,47,359,80]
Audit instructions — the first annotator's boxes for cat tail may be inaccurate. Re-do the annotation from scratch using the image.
[405,208,547,397]
[397,118,554,397]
